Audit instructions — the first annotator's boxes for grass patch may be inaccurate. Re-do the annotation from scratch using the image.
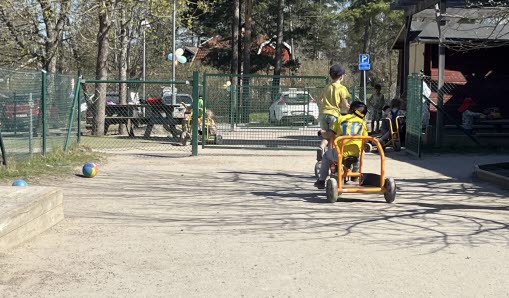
[0,146,104,183]
[249,112,269,123]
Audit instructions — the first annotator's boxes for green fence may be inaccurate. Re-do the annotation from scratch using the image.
[0,68,78,162]
[202,74,328,150]
[405,74,423,157]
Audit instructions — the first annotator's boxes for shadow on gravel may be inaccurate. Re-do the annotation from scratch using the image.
[68,167,509,254]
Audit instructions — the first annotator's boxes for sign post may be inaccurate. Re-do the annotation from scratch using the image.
[359,54,370,104]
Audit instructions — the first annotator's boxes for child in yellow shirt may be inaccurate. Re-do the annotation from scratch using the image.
[317,64,351,159]
[314,101,368,189]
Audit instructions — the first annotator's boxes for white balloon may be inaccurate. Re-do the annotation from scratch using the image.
[175,48,184,57]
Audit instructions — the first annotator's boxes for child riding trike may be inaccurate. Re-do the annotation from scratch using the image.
[324,135,396,204]
[181,108,222,145]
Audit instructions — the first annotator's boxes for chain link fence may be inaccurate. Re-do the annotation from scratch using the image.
[78,77,198,153]
[201,74,397,150]
[405,74,423,157]
[202,74,328,150]
[0,69,78,163]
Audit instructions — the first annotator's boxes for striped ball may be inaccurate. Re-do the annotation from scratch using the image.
[82,162,98,178]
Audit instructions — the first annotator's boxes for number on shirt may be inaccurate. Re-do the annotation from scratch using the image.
[341,121,362,136]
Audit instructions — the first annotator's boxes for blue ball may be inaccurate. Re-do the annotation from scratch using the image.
[12,179,28,187]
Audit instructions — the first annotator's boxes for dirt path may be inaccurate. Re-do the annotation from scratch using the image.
[0,150,508,297]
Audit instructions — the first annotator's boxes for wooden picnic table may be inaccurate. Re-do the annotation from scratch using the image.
[104,104,184,137]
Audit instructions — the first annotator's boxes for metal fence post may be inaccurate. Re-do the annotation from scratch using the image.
[0,129,7,166]
[64,76,81,152]
[191,71,199,156]
[77,76,81,145]
[41,70,47,155]
[230,77,237,131]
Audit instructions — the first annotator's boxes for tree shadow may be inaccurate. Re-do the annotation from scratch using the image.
[59,166,508,255]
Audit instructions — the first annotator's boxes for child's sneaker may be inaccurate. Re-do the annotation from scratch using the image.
[314,179,325,189]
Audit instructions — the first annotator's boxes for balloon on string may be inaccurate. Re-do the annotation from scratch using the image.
[226,81,231,86]
[175,48,184,57]
[177,55,187,64]
[167,53,174,61]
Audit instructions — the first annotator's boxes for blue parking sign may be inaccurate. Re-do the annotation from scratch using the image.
[359,54,369,64]
[359,63,370,71]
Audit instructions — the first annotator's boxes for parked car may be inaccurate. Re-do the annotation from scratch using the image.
[1,94,41,133]
[269,90,319,124]
[161,88,193,123]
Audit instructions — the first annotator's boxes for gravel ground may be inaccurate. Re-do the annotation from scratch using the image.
[0,149,508,297]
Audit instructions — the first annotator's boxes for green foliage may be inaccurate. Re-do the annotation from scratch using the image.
[0,0,404,88]
[336,0,403,95]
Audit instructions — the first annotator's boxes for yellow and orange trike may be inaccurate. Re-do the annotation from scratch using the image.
[324,135,396,204]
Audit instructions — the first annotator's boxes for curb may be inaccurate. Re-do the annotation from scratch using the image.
[474,164,509,190]
[0,187,63,252]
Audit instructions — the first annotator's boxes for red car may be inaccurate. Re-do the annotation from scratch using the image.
[1,95,41,132]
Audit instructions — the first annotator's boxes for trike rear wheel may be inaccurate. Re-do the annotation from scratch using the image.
[326,178,339,203]
[383,177,396,203]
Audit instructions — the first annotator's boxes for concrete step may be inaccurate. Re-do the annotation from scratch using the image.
[0,186,63,252]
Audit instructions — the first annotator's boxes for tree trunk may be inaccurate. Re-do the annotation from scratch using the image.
[274,0,284,77]
[238,0,243,75]
[241,0,253,123]
[94,0,113,136]
[38,0,70,73]
[242,0,252,76]
[231,0,240,125]
[272,0,284,100]
[118,7,128,135]
[231,0,240,76]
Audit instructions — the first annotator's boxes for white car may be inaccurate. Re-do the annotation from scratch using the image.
[269,90,319,124]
